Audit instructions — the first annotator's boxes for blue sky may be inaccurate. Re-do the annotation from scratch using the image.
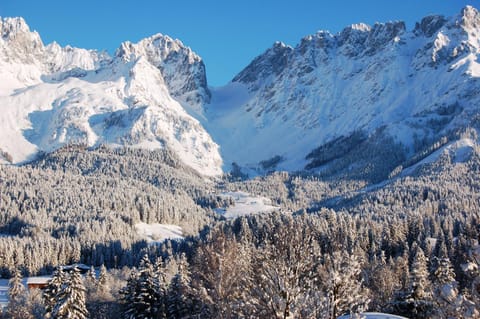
[0,0,476,86]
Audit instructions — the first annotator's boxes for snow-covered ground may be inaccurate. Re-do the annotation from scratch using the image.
[337,312,408,319]
[214,191,278,219]
[400,138,475,176]
[135,223,184,244]
[0,279,7,310]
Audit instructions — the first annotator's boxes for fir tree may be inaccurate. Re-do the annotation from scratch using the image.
[120,255,163,319]
[167,253,195,318]
[433,256,460,318]
[391,244,434,319]
[119,270,139,319]
[51,267,89,319]
[97,264,110,298]
[6,268,32,319]
[44,267,67,319]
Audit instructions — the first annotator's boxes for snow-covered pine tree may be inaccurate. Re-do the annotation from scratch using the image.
[433,255,460,318]
[167,253,195,318]
[51,267,89,319]
[322,251,370,319]
[6,268,32,319]
[154,257,169,318]
[85,266,97,302]
[120,270,139,319]
[120,255,163,319]
[391,244,434,318]
[97,264,110,297]
[410,245,433,313]
[137,254,163,319]
[44,267,67,318]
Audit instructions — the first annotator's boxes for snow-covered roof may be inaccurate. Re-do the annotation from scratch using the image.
[26,276,52,284]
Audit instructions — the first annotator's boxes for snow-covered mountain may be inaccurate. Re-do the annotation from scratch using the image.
[0,17,222,176]
[205,6,480,178]
[1,6,480,179]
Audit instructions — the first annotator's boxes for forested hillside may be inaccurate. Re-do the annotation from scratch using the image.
[0,142,480,318]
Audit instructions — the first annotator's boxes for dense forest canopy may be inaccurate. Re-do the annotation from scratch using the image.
[0,143,480,318]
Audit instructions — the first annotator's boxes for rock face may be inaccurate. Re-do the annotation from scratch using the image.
[1,6,480,179]
[116,34,210,110]
[203,5,480,178]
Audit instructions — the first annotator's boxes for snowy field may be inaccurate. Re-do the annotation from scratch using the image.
[337,312,408,319]
[214,191,278,219]
[134,223,184,244]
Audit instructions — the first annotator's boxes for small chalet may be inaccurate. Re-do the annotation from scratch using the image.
[26,276,51,290]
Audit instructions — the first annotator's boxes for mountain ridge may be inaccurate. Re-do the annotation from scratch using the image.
[1,6,480,181]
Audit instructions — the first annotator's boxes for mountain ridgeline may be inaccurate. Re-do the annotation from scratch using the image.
[0,6,479,182]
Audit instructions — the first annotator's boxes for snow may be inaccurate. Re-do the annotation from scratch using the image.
[0,280,7,309]
[0,276,52,309]
[26,276,52,285]
[400,138,475,176]
[135,223,184,244]
[200,6,480,173]
[1,7,480,175]
[214,191,278,219]
[0,19,223,176]
[337,313,408,319]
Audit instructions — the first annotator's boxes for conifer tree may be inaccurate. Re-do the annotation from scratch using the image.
[6,268,32,319]
[167,253,195,318]
[97,264,110,298]
[85,266,97,301]
[120,255,163,319]
[119,270,139,319]
[391,244,434,318]
[433,256,460,318]
[44,267,67,319]
[51,267,89,319]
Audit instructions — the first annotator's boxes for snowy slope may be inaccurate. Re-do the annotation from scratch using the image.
[214,191,278,219]
[205,6,480,173]
[135,223,183,244]
[0,17,222,176]
[2,7,480,178]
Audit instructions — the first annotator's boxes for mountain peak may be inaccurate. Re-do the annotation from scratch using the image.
[116,33,210,106]
[1,17,31,39]
[414,14,447,38]
[460,5,480,31]
[232,41,293,87]
[0,16,44,57]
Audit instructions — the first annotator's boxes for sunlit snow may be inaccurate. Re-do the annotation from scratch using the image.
[135,223,184,244]
[214,191,278,218]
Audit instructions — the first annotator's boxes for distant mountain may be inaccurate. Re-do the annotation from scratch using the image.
[1,6,480,180]
[0,17,221,176]
[205,5,480,181]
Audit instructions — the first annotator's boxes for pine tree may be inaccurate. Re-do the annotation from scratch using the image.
[6,268,32,319]
[97,264,111,299]
[85,266,97,302]
[410,246,431,301]
[167,253,195,318]
[120,255,163,319]
[391,244,434,319]
[51,267,89,319]
[119,270,139,319]
[44,267,67,319]
[322,251,370,319]
[433,256,460,318]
